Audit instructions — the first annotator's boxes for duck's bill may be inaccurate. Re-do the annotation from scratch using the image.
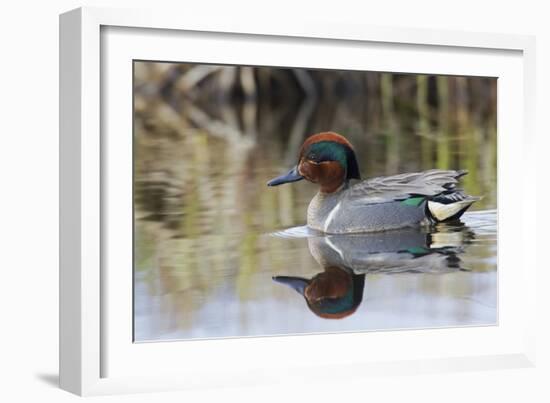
[272,276,308,295]
[267,166,304,186]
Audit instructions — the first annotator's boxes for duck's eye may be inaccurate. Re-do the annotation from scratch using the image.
[308,153,320,163]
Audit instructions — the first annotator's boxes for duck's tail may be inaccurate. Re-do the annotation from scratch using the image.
[427,192,482,222]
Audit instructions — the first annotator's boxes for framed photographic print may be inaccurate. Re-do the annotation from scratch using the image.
[60,7,537,396]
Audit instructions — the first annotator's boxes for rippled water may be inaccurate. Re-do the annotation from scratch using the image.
[133,62,497,342]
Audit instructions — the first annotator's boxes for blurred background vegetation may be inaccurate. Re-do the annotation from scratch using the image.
[133,62,497,340]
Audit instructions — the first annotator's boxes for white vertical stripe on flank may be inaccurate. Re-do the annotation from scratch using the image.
[323,201,342,232]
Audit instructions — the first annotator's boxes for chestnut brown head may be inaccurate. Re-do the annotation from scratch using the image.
[267,132,361,193]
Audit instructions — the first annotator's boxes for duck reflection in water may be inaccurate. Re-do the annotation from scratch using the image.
[273,225,473,319]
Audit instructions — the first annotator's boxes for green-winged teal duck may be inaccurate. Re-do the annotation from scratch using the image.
[267,132,480,233]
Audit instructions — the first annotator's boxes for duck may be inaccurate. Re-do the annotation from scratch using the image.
[267,131,480,233]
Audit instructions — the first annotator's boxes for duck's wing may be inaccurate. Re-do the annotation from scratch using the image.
[347,169,468,205]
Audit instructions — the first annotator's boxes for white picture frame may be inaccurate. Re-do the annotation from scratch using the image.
[59,6,538,396]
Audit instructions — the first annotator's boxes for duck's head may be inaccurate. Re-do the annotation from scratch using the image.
[267,132,361,193]
[273,267,365,319]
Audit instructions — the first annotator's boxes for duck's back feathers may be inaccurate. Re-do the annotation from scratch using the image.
[347,169,468,206]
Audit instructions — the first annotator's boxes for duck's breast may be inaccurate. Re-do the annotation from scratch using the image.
[307,192,343,233]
